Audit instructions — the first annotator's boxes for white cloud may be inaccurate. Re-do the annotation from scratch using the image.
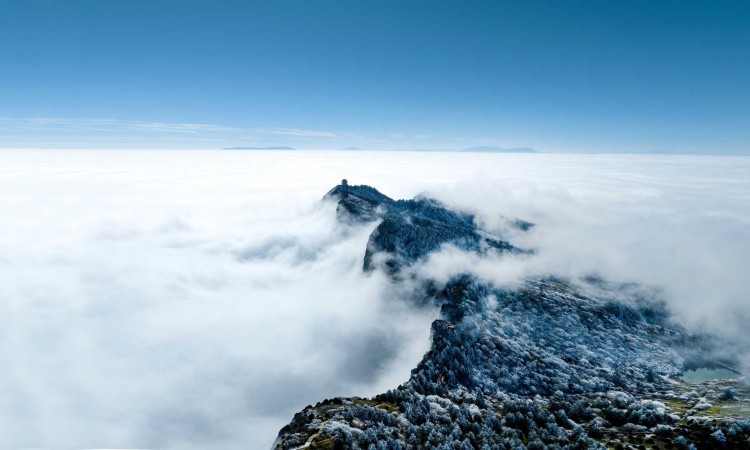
[414,154,750,368]
[0,150,439,448]
[0,150,747,448]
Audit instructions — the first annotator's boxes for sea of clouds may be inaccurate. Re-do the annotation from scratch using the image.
[0,149,748,448]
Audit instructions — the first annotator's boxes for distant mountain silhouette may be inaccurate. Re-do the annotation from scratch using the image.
[462,146,537,153]
[223,146,295,150]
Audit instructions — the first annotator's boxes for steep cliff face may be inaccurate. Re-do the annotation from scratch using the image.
[275,183,749,450]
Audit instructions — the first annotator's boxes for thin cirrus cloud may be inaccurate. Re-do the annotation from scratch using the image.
[0,118,380,149]
[0,118,505,150]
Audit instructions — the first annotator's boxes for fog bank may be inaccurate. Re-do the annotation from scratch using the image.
[0,150,747,448]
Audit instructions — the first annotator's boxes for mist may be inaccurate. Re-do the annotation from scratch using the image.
[0,150,748,448]
[416,155,750,371]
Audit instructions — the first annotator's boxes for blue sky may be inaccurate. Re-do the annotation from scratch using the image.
[1,0,748,153]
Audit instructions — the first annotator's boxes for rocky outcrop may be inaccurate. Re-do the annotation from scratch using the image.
[324,182,523,275]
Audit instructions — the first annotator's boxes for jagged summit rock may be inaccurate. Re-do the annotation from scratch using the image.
[324,181,523,274]
[276,183,750,450]
[324,181,396,223]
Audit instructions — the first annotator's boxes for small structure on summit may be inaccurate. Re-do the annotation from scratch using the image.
[341,179,348,186]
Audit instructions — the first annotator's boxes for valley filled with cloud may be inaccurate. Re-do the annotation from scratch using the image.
[0,150,747,448]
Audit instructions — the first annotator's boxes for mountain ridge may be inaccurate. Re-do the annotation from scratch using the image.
[274,181,749,449]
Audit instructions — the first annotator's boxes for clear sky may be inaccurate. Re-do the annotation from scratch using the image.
[1,0,748,153]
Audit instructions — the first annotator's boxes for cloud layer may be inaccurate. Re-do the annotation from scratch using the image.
[0,150,748,448]
[417,155,750,369]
